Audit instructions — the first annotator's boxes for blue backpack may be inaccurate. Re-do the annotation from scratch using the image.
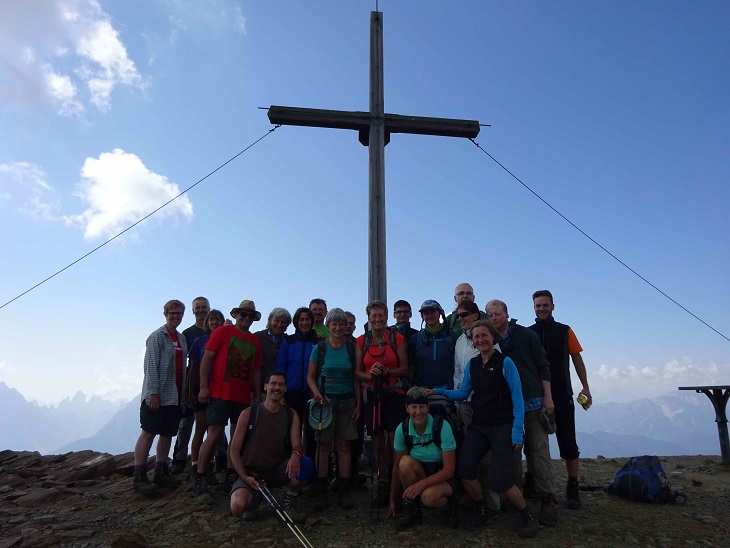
[609,455,685,504]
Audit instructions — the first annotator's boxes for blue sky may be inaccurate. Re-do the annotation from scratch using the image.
[1,0,728,405]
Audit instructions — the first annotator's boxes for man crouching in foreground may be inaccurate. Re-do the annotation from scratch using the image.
[229,371,314,523]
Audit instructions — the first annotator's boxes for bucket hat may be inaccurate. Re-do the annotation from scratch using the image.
[308,398,333,431]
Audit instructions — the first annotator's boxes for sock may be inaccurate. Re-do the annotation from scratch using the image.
[568,476,579,485]
[133,464,145,473]
[154,461,165,470]
[191,461,197,467]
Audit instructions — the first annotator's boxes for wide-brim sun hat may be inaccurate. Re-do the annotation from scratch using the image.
[308,398,333,430]
[230,299,262,321]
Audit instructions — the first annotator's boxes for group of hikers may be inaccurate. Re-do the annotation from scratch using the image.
[132,283,592,538]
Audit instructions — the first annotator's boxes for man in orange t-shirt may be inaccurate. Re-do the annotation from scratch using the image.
[530,290,592,511]
[193,299,263,496]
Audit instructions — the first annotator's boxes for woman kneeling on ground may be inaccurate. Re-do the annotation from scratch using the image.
[431,320,538,538]
[387,386,458,529]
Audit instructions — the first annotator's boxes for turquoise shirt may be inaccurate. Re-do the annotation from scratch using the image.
[310,342,354,397]
[393,414,456,464]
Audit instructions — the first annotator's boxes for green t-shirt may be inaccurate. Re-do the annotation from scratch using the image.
[310,341,353,397]
[393,414,456,464]
[313,325,330,338]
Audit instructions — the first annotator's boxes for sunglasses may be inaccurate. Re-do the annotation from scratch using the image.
[456,311,475,319]
[238,311,258,320]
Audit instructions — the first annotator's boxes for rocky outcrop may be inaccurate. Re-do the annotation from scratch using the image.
[0,449,728,547]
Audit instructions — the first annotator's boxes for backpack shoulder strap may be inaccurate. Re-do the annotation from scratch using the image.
[432,413,444,449]
[386,327,399,356]
[243,403,261,451]
[346,340,356,370]
[401,418,412,453]
[363,331,373,354]
[316,340,327,378]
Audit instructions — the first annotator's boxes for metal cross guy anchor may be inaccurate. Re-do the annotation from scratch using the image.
[268,11,480,304]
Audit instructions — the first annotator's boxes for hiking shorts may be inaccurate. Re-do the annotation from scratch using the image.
[456,422,515,493]
[206,398,248,426]
[140,402,182,437]
[363,389,407,435]
[315,397,358,444]
[230,456,314,494]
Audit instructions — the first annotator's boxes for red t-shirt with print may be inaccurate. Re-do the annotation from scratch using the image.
[205,325,263,404]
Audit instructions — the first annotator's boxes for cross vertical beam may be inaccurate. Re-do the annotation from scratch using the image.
[368,11,386,303]
[267,11,480,307]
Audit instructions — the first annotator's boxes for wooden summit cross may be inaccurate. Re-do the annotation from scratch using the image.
[268,11,480,304]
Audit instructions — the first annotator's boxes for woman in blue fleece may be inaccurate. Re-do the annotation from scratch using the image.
[431,320,538,538]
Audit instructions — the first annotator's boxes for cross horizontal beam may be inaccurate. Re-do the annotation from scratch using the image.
[267,105,480,146]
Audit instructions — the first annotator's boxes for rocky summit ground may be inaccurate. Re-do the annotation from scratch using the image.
[0,449,728,548]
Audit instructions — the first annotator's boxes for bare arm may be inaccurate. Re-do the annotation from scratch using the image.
[571,352,592,405]
[230,407,257,486]
[285,412,303,479]
[541,379,554,414]
[354,344,371,381]
[387,450,405,519]
[389,338,409,377]
[307,360,323,402]
[198,349,216,403]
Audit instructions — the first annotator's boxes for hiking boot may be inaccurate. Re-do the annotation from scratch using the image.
[205,467,220,486]
[153,464,182,489]
[241,494,262,523]
[337,480,356,510]
[462,500,496,531]
[214,456,228,474]
[283,492,306,525]
[222,470,237,494]
[517,505,539,538]
[566,480,582,510]
[313,480,328,511]
[392,498,422,530]
[373,481,389,509]
[538,494,559,526]
[132,469,159,496]
[192,476,210,498]
[440,496,459,529]
[522,472,536,498]
[170,460,186,475]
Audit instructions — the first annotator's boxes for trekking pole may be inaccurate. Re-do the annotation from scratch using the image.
[258,484,314,548]
[314,375,326,508]
[370,375,383,522]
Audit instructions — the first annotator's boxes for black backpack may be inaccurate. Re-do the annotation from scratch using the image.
[400,413,447,452]
[243,403,295,458]
[608,455,686,504]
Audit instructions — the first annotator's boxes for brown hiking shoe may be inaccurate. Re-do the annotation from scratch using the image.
[539,494,559,526]
[133,470,159,496]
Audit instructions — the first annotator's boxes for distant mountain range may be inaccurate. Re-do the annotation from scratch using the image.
[0,382,122,454]
[0,383,721,458]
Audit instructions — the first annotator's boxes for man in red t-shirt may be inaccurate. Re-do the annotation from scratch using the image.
[193,299,263,497]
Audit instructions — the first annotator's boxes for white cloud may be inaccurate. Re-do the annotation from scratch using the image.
[65,148,193,240]
[0,161,61,219]
[0,0,142,115]
[43,66,83,115]
[590,357,729,400]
